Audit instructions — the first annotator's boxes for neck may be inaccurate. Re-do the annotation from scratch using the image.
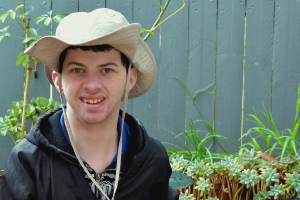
[64,106,119,171]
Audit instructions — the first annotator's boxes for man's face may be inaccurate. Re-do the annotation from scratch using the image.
[53,48,137,125]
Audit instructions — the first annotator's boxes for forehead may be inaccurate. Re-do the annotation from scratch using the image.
[64,47,122,62]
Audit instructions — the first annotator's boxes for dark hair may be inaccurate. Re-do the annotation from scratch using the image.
[58,44,130,73]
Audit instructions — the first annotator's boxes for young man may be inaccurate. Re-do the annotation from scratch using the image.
[0,8,178,200]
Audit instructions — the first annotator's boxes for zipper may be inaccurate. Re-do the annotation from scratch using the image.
[96,173,100,197]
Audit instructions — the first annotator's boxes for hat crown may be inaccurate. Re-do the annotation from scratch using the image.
[56,8,130,44]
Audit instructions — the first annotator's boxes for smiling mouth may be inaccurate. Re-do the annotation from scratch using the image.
[82,98,104,104]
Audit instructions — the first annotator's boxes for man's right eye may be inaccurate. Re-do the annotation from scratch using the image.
[72,69,82,73]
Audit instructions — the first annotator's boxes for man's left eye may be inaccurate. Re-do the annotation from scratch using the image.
[103,69,112,73]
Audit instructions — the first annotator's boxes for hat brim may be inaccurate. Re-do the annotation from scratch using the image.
[26,24,156,99]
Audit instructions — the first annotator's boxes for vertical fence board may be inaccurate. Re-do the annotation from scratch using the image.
[0,0,25,169]
[79,0,105,12]
[106,0,132,22]
[131,1,160,139]
[243,0,274,150]
[215,0,245,154]
[158,0,188,145]
[25,0,53,102]
[272,0,300,142]
[186,0,217,151]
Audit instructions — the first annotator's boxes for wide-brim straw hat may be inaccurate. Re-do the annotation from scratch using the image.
[25,8,157,99]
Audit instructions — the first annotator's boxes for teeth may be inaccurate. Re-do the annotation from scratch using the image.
[83,98,104,104]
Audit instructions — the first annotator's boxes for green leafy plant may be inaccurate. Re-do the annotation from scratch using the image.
[0,1,69,141]
[0,97,61,145]
[242,83,300,159]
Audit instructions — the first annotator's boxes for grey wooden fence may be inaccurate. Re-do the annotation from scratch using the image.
[0,0,299,169]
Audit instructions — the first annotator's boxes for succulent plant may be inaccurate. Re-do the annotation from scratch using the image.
[269,183,284,199]
[179,190,196,200]
[171,155,189,172]
[194,177,213,192]
[253,191,271,200]
[228,163,243,179]
[194,177,213,197]
[285,171,300,197]
[240,169,259,188]
[241,149,260,169]
[260,168,279,186]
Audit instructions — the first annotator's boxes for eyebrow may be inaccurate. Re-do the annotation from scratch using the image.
[66,61,119,68]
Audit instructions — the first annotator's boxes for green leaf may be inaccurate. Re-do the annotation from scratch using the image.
[18,51,25,58]
[15,5,24,12]
[53,102,61,109]
[35,16,47,25]
[26,105,36,116]
[48,10,53,17]
[7,109,14,117]
[47,98,54,108]
[22,56,27,67]
[0,35,4,42]
[0,26,9,34]
[16,54,26,66]
[22,37,36,44]
[12,101,23,109]
[9,11,16,20]
[169,171,193,190]
[28,28,38,37]
[53,14,68,23]
[44,17,51,26]
[0,12,10,23]
[31,98,38,106]
[33,115,39,124]
[39,97,49,107]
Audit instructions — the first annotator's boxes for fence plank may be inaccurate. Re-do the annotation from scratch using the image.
[243,0,274,150]
[79,0,105,12]
[158,0,188,146]
[215,0,246,154]
[130,1,161,139]
[186,0,217,152]
[0,0,25,169]
[106,0,133,22]
[272,0,300,141]
[25,0,53,102]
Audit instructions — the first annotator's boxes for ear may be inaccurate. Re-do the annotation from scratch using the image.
[52,71,63,94]
[129,67,138,91]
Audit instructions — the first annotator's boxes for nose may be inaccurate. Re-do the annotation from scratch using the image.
[82,72,102,93]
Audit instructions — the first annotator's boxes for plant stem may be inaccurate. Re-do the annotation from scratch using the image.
[19,3,32,140]
[151,0,186,31]
[16,18,26,32]
[143,0,170,42]
[233,185,245,200]
[6,133,17,145]
[9,36,24,40]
